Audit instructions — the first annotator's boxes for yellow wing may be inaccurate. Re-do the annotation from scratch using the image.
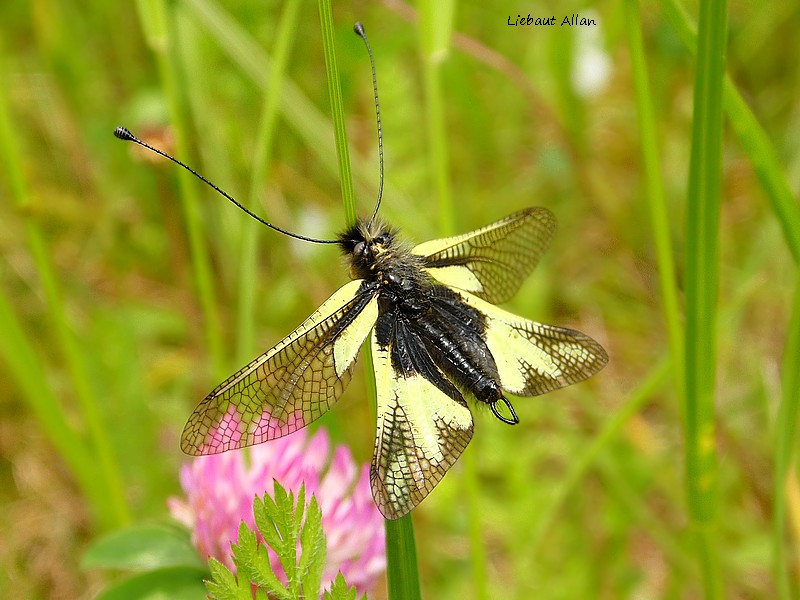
[458,290,608,396]
[181,280,379,455]
[370,323,474,520]
[412,207,557,304]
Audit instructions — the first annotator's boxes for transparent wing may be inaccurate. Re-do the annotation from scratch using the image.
[412,207,557,304]
[459,290,608,396]
[370,323,474,520]
[181,280,379,455]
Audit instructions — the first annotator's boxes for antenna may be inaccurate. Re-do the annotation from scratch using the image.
[113,126,339,245]
[353,22,385,227]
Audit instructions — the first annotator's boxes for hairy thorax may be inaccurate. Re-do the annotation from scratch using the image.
[338,219,431,315]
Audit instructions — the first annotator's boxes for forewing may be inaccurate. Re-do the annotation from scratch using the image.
[181,280,379,455]
[412,207,557,304]
[459,290,608,396]
[370,327,474,519]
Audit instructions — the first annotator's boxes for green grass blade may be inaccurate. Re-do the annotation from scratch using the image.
[185,0,337,180]
[596,454,696,577]
[135,0,225,378]
[183,0,412,212]
[0,45,128,529]
[683,0,728,596]
[623,0,684,391]
[318,0,355,223]
[531,357,671,553]
[774,276,800,598]
[419,0,456,235]
[460,447,487,598]
[236,0,302,363]
[723,84,800,263]
[659,1,800,592]
[0,288,110,523]
[385,516,422,600]
[660,0,800,263]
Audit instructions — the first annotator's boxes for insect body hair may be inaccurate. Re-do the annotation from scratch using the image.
[337,218,426,287]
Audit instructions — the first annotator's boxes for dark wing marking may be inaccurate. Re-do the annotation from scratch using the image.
[181,280,379,455]
[412,207,557,305]
[370,316,474,519]
[458,290,608,396]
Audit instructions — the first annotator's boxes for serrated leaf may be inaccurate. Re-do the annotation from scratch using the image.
[243,541,287,598]
[298,495,326,597]
[206,555,274,600]
[206,558,247,600]
[81,524,204,570]
[94,566,208,600]
[251,561,290,600]
[231,521,287,599]
[266,482,300,588]
[207,558,230,582]
[294,484,306,539]
[211,484,333,600]
[323,573,363,600]
[254,494,283,561]
[231,522,259,577]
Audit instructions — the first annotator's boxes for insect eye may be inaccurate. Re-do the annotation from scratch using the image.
[354,241,370,259]
[374,235,387,245]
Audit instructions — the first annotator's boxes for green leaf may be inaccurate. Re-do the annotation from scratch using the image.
[234,520,287,598]
[207,483,329,600]
[206,557,251,600]
[230,522,258,575]
[94,566,208,600]
[252,494,280,554]
[81,524,204,570]
[298,495,326,597]
[323,573,364,600]
[256,483,298,588]
[293,485,306,542]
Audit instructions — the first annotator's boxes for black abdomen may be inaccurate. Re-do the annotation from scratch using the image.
[375,283,502,405]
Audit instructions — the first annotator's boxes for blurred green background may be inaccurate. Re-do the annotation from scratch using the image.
[1,0,798,598]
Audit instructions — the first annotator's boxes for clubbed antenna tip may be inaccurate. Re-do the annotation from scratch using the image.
[114,126,135,141]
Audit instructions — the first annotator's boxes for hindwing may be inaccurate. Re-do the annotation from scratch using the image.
[457,290,608,396]
[370,315,474,519]
[181,279,379,455]
[413,207,557,304]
